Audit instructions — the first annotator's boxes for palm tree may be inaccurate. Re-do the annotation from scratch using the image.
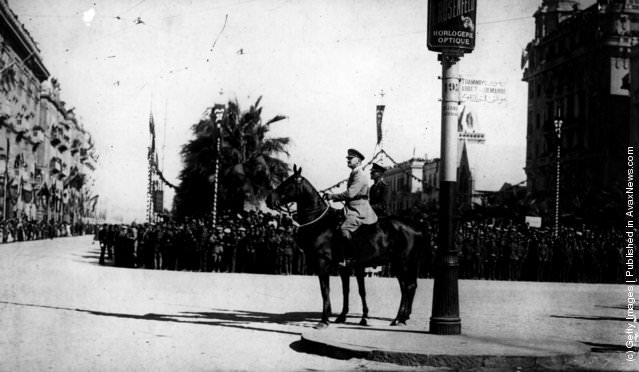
[173,96,290,220]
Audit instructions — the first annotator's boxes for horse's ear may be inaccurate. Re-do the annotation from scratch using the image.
[293,164,298,174]
[298,167,302,175]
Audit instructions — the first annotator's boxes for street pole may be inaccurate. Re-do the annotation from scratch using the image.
[211,105,225,228]
[553,114,563,237]
[429,51,462,335]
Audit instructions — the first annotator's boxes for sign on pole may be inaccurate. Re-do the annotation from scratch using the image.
[427,0,477,53]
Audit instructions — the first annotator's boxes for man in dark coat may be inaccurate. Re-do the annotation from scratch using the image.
[369,163,391,217]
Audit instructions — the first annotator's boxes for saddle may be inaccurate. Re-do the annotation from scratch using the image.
[333,208,381,239]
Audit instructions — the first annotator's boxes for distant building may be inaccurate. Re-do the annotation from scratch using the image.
[422,158,440,207]
[522,0,638,221]
[0,0,97,224]
[384,157,425,215]
[420,141,525,210]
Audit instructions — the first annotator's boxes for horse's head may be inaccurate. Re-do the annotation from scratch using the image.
[266,164,306,211]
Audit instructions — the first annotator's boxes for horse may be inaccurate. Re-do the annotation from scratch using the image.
[266,165,422,329]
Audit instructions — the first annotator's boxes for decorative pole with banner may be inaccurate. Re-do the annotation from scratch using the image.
[553,108,563,237]
[211,104,226,228]
[376,104,385,146]
[427,0,476,335]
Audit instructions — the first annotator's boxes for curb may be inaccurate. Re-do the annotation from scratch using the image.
[300,331,590,370]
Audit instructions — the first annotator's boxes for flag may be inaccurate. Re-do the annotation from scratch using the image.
[376,105,385,144]
[149,111,156,155]
[90,195,99,212]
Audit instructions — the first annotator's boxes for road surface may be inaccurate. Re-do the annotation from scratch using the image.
[0,236,632,371]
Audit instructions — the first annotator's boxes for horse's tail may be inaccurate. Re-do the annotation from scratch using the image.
[385,218,423,275]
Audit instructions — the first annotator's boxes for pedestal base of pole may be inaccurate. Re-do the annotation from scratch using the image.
[429,316,461,335]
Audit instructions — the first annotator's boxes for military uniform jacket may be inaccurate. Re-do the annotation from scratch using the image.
[333,166,378,225]
[369,179,391,216]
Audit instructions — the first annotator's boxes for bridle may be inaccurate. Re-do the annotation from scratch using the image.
[272,175,329,228]
[271,199,294,216]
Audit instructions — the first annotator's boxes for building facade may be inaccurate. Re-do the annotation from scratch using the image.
[0,0,97,224]
[384,157,425,215]
[522,0,638,223]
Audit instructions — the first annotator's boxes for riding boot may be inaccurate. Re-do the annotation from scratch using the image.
[339,231,353,267]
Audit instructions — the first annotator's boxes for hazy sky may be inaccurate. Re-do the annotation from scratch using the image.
[10,0,540,221]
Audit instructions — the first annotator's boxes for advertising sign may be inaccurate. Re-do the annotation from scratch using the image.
[427,0,477,53]
[460,78,507,104]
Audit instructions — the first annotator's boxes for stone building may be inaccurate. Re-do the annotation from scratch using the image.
[0,0,97,224]
[384,157,425,215]
[421,142,525,211]
[522,0,638,224]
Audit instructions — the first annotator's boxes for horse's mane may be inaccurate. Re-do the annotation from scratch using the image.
[299,176,328,208]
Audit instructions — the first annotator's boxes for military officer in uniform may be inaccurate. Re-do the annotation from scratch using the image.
[326,148,378,266]
[369,163,391,217]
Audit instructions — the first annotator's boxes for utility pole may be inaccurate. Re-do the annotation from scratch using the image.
[426,0,477,335]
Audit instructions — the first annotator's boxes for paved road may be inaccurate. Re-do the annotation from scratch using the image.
[0,236,632,371]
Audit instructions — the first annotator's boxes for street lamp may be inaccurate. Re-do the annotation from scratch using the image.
[211,104,225,228]
[553,111,563,237]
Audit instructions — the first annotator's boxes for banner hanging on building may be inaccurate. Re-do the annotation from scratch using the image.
[427,0,477,53]
[376,105,385,144]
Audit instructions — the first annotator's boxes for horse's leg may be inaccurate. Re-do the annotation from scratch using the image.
[391,275,408,326]
[355,267,369,326]
[403,276,418,323]
[316,274,331,329]
[335,267,350,323]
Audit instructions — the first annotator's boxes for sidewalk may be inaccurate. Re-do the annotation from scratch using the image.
[298,278,634,370]
[301,322,593,370]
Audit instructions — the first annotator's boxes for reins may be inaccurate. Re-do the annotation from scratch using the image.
[296,205,330,228]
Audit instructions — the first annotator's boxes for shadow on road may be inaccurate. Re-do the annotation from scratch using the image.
[0,300,325,336]
[549,314,627,322]
[581,341,639,353]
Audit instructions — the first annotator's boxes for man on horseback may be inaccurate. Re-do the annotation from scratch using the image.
[369,163,390,217]
[326,148,377,266]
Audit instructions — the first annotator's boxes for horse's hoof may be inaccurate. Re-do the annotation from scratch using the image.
[359,318,367,326]
[334,314,346,323]
[314,321,329,330]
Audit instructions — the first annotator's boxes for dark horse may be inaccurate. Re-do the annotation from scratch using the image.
[266,165,422,329]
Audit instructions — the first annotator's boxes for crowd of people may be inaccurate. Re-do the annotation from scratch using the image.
[0,219,90,242]
[417,220,627,284]
[96,211,305,275]
[94,209,629,284]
